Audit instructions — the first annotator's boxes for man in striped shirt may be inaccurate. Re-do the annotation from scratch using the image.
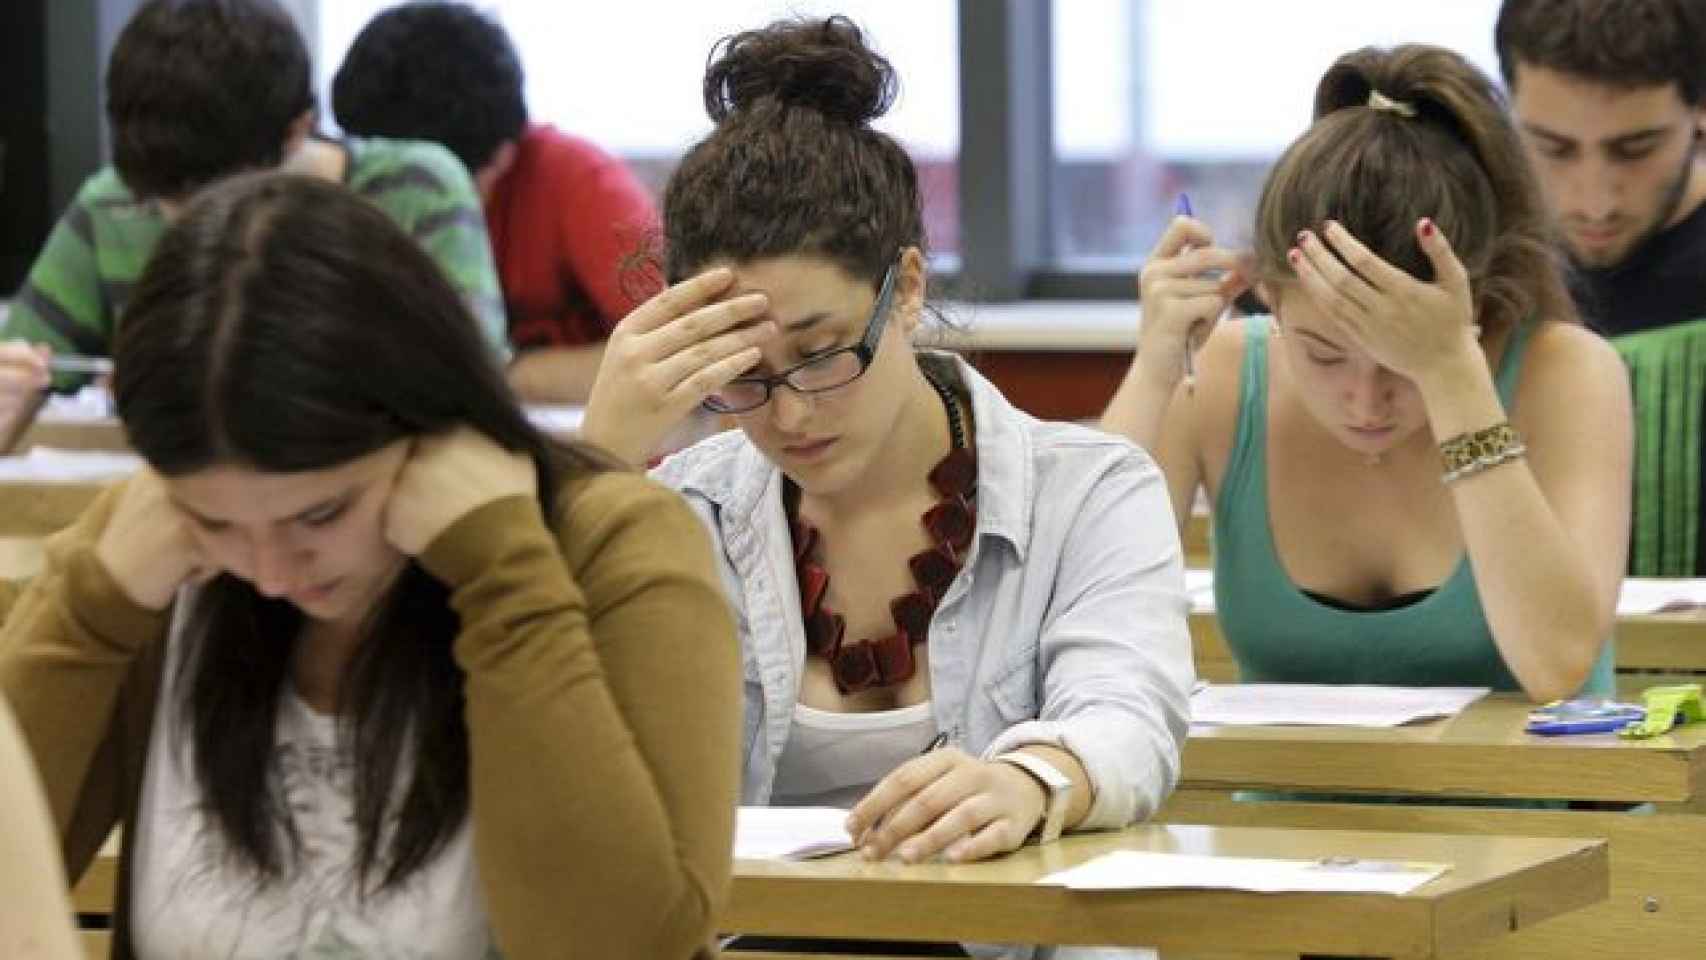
[0,0,510,450]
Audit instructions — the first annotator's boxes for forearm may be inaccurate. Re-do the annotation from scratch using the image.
[0,485,168,829]
[0,698,81,960]
[506,342,607,405]
[1422,361,1609,700]
[428,494,739,957]
[1098,359,1176,453]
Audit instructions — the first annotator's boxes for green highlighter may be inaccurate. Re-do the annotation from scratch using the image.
[1619,684,1706,739]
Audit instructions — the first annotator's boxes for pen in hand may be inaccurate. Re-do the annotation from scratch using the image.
[46,355,115,376]
[851,730,950,851]
[1173,193,1208,391]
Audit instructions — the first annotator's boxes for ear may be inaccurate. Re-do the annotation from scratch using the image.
[896,245,928,338]
[280,108,316,161]
[474,140,519,199]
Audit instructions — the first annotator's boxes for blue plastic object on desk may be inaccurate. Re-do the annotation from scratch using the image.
[1525,699,1645,736]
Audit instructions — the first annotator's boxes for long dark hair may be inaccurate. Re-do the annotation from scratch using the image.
[113,171,613,891]
[663,16,925,294]
[1253,44,1576,336]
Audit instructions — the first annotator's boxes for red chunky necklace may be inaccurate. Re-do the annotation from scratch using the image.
[787,371,977,693]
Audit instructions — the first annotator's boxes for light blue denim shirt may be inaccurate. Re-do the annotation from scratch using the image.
[651,353,1193,834]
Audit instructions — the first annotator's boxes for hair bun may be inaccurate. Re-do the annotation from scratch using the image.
[703,16,897,125]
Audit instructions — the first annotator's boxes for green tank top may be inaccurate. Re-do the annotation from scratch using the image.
[1211,316,1614,694]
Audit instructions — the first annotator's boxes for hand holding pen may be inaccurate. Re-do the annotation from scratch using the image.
[1137,196,1249,392]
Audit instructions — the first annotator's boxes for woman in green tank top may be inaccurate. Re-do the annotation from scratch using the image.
[1101,44,1631,702]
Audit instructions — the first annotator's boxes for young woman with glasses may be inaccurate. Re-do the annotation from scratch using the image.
[580,16,1192,932]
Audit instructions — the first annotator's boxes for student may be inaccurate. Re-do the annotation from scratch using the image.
[1496,0,1706,575]
[0,694,82,960]
[1101,45,1630,703]
[0,172,739,958]
[1496,0,1706,335]
[582,17,1191,955]
[332,1,660,405]
[0,0,510,450]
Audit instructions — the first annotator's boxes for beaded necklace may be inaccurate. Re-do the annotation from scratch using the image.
[786,370,978,693]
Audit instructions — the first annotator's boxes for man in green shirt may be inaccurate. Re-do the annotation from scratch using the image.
[0,0,510,450]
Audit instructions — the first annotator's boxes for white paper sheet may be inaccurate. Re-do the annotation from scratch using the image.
[1184,569,1215,613]
[0,447,141,483]
[39,385,115,422]
[1190,683,1489,727]
[1040,850,1449,894]
[525,405,585,435]
[1618,578,1706,615]
[734,806,854,861]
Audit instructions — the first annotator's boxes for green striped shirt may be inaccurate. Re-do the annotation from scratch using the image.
[6,137,510,391]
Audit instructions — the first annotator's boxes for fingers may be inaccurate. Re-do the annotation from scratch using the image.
[894,792,1009,864]
[645,316,776,400]
[0,341,51,399]
[859,759,980,862]
[641,292,773,362]
[1150,216,1217,259]
[846,749,964,851]
[943,816,1026,864]
[1292,228,1377,322]
[1319,221,1410,293]
[618,268,740,336]
[1144,245,1246,283]
[1416,217,1471,294]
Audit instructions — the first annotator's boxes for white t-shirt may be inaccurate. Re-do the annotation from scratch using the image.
[770,700,937,809]
[129,612,499,959]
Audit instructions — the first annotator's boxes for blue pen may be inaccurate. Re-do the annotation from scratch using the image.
[1173,194,1200,388]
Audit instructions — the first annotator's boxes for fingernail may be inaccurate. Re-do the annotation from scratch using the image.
[945,843,967,863]
[1295,230,1307,243]
[1419,218,1435,237]
[898,844,918,863]
[1288,248,1301,264]
[861,845,877,860]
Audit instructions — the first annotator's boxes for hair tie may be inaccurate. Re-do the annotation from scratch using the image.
[1367,90,1418,118]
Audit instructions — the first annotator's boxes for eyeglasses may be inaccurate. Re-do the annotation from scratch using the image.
[701,263,898,415]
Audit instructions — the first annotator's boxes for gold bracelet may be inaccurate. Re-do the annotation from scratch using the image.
[1439,422,1526,484]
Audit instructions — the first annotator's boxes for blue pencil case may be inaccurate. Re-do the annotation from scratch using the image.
[1525,699,1646,736]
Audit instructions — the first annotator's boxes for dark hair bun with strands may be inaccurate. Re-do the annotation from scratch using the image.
[703,15,897,126]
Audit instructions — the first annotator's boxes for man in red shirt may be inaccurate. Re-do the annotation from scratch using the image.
[333,1,661,403]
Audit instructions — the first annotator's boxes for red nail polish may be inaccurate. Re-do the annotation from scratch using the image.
[1420,219,1435,237]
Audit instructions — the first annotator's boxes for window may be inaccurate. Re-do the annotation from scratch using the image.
[1051,0,1504,267]
[314,1,961,255]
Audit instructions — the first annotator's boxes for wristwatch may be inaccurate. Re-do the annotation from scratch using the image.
[994,751,1074,844]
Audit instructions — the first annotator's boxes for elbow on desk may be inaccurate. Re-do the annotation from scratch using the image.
[1510,630,1608,704]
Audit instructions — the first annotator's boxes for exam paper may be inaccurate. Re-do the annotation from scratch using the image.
[39,386,114,422]
[525,405,585,435]
[1617,578,1706,615]
[1191,683,1489,727]
[0,447,141,483]
[734,806,854,861]
[1040,850,1449,895]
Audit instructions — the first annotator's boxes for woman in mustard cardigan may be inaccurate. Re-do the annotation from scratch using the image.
[0,171,740,959]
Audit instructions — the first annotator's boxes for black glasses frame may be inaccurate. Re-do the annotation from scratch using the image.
[701,262,900,415]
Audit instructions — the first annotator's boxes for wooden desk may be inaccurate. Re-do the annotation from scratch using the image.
[0,480,108,536]
[728,824,1603,958]
[1616,609,1706,673]
[19,418,129,453]
[73,824,1605,958]
[1166,693,1706,959]
[1183,694,1706,804]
